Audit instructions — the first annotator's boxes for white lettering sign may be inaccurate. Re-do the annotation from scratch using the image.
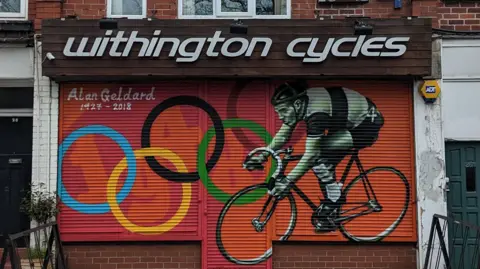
[62,30,410,63]
[286,35,410,62]
[67,87,156,102]
[66,87,156,111]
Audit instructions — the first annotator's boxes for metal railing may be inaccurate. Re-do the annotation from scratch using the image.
[423,214,480,269]
[0,222,67,269]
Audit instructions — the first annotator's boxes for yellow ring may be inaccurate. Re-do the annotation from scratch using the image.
[107,147,192,235]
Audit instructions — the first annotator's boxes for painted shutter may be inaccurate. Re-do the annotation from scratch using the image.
[58,82,201,241]
[203,80,273,269]
[204,80,416,269]
[274,80,416,243]
[58,79,416,268]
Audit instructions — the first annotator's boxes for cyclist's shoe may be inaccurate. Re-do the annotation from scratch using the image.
[313,200,341,233]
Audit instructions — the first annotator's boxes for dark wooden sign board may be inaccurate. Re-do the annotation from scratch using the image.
[41,18,432,81]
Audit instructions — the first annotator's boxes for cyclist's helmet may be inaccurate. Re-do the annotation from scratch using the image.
[271,80,308,106]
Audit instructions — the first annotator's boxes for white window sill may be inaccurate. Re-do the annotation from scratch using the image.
[178,15,291,19]
[0,15,28,20]
[106,15,147,19]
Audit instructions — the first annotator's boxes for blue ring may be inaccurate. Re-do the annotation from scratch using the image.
[58,125,137,214]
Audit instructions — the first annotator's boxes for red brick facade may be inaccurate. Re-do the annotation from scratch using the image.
[26,0,480,30]
[60,244,415,269]
[0,244,414,269]
[64,244,201,269]
[273,244,417,269]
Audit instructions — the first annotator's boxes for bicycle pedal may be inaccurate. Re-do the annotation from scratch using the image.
[368,200,383,212]
[314,222,336,234]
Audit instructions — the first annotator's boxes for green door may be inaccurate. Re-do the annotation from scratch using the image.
[446,142,480,269]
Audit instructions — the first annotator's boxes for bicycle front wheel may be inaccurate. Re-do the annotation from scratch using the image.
[216,183,297,265]
[338,166,410,242]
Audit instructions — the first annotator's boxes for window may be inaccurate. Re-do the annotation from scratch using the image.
[107,0,147,19]
[0,0,27,19]
[466,162,476,192]
[180,0,290,18]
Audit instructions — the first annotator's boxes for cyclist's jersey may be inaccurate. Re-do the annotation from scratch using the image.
[303,86,374,137]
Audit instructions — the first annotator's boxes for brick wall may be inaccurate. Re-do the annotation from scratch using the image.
[30,1,62,30]
[2,244,413,269]
[62,0,177,19]
[309,1,412,20]
[23,0,477,31]
[23,0,480,33]
[272,243,417,269]
[64,244,201,269]
[438,2,480,31]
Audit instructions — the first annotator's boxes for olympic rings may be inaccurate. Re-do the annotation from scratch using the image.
[198,118,276,205]
[107,148,191,235]
[58,125,137,214]
[141,96,225,183]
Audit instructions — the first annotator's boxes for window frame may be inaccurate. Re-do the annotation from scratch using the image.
[178,0,291,19]
[0,0,27,20]
[106,0,147,19]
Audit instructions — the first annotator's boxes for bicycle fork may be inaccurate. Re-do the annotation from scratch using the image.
[251,196,279,232]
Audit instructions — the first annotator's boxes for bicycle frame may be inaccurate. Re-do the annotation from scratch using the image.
[245,146,382,230]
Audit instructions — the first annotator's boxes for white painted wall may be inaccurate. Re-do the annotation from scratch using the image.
[32,38,59,195]
[26,38,59,247]
[0,45,33,81]
[414,78,448,268]
[442,38,480,141]
[415,37,480,269]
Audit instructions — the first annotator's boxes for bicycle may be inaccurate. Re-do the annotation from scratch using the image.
[215,146,411,265]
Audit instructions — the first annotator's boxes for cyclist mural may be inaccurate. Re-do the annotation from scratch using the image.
[245,80,386,232]
[215,80,410,265]
[57,80,413,268]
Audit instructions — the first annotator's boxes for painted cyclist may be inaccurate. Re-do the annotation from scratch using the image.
[244,80,384,233]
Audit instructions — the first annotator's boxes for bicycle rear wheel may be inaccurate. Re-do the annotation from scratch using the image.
[216,183,297,265]
[338,166,410,242]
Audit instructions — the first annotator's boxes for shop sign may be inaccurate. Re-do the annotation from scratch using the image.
[62,30,411,63]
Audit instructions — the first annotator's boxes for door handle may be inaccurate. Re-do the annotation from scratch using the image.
[442,177,450,192]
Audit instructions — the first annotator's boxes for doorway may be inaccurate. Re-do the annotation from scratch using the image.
[446,142,480,268]
[0,87,33,248]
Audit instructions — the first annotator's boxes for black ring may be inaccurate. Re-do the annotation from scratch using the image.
[141,96,225,183]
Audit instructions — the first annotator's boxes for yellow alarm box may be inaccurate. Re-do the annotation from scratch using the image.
[420,80,441,103]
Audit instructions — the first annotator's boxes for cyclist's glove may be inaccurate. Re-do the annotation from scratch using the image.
[244,152,269,171]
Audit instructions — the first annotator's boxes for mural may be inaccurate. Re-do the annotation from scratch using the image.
[58,80,414,268]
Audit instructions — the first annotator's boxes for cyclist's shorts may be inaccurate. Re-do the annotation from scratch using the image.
[350,98,384,149]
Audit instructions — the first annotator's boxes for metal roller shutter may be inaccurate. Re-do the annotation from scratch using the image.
[272,80,416,243]
[204,80,415,268]
[58,79,415,268]
[58,82,202,241]
[203,80,272,268]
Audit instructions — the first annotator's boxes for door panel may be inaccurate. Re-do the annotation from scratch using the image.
[0,116,32,248]
[446,142,480,269]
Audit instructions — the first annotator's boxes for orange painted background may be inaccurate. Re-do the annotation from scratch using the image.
[58,80,416,268]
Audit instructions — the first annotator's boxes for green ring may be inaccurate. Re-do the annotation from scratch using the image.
[198,118,276,205]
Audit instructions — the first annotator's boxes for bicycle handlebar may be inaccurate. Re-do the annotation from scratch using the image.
[242,146,303,180]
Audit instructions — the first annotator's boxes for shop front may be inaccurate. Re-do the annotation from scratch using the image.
[42,18,432,269]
